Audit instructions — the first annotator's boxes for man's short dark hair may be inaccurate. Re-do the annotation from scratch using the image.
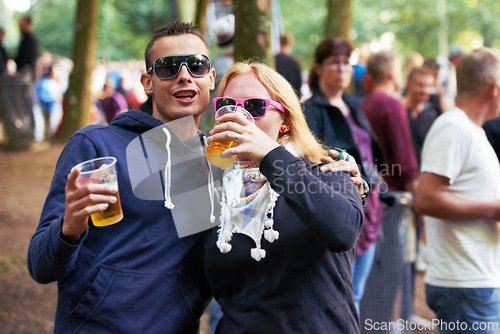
[407,67,434,83]
[279,32,294,47]
[20,16,33,25]
[144,21,207,70]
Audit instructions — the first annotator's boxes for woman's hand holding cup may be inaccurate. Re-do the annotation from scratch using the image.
[208,109,279,167]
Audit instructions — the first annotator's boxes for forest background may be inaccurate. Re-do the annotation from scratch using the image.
[3,0,499,138]
[2,0,499,72]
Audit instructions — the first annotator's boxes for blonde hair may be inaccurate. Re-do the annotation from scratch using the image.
[456,47,500,99]
[217,61,328,163]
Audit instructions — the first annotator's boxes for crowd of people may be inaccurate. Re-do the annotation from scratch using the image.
[3,6,496,334]
[0,16,148,145]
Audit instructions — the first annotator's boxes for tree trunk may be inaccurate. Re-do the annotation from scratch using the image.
[176,0,196,23]
[195,0,210,36]
[483,25,492,47]
[233,0,274,67]
[57,0,98,141]
[325,0,351,39]
[437,0,448,58]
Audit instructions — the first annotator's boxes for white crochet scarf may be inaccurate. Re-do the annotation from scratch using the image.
[215,143,301,261]
[216,166,280,261]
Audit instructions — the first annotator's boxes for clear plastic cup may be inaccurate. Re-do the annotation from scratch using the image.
[73,157,123,227]
[205,105,254,168]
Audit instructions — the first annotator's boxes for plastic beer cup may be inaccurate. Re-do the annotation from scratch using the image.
[73,157,124,227]
[206,105,254,168]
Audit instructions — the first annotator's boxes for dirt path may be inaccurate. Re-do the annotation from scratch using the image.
[0,142,436,334]
[0,142,63,333]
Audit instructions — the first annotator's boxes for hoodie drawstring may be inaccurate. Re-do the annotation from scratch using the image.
[162,127,174,209]
[204,136,216,224]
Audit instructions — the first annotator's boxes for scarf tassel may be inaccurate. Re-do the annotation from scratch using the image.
[251,248,266,261]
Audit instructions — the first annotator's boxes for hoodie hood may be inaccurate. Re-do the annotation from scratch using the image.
[110,109,164,133]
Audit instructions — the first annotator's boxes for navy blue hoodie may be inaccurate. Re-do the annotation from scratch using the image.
[27,110,212,333]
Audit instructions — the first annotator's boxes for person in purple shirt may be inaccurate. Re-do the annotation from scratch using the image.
[362,50,419,192]
[362,49,420,324]
[99,77,128,124]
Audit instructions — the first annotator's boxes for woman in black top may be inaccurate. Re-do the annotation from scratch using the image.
[205,62,364,333]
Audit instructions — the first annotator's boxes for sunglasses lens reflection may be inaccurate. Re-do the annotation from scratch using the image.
[215,98,268,118]
[154,55,210,79]
[155,57,180,79]
[187,55,210,76]
[244,99,267,118]
[216,98,236,110]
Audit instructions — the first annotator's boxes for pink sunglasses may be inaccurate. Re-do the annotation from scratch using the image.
[213,97,285,119]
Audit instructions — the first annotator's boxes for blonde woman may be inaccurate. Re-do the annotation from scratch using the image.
[205,62,363,333]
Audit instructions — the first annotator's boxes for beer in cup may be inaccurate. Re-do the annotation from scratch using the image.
[73,157,123,227]
[206,105,254,168]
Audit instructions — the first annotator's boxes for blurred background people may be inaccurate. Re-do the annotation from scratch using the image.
[98,77,128,124]
[402,67,441,166]
[15,15,43,143]
[436,44,464,111]
[15,16,39,77]
[415,47,500,333]
[352,43,370,97]
[0,27,8,76]
[361,49,420,325]
[36,64,63,139]
[422,58,445,115]
[275,31,302,98]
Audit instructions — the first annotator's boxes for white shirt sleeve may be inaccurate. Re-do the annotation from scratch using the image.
[421,121,468,185]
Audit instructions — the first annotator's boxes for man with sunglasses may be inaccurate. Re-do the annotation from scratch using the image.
[27,21,216,334]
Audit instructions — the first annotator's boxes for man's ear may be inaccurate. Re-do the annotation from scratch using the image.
[209,68,216,91]
[141,72,153,95]
[387,70,395,81]
[490,82,500,98]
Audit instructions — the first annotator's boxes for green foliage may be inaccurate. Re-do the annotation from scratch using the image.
[30,0,173,60]
[277,0,327,72]
[30,0,76,58]
[97,0,174,61]
[23,0,500,66]
[279,0,500,70]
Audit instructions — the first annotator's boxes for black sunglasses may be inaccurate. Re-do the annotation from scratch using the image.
[213,97,284,119]
[147,54,211,80]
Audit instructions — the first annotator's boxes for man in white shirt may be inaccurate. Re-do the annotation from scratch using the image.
[415,47,500,334]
